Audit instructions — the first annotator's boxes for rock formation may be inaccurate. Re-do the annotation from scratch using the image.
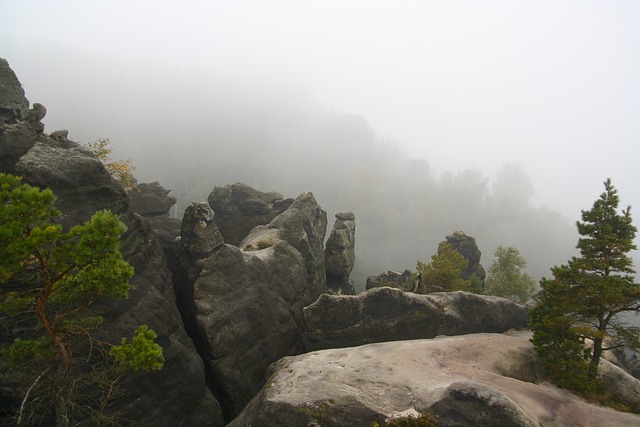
[16,136,129,227]
[0,58,224,426]
[128,181,177,217]
[230,332,640,427]
[445,230,486,282]
[303,287,529,350]
[173,193,329,420]
[324,212,357,294]
[207,182,293,246]
[127,181,182,250]
[365,269,417,292]
[0,58,45,174]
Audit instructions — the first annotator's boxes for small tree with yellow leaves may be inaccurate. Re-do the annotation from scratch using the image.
[84,138,136,189]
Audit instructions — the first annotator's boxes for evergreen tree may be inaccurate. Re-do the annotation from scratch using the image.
[485,246,536,303]
[417,242,472,293]
[530,179,639,389]
[0,173,163,425]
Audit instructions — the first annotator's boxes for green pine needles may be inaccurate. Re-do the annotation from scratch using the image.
[530,178,639,393]
[0,173,164,425]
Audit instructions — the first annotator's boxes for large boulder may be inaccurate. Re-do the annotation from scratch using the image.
[445,230,486,282]
[128,181,177,217]
[208,182,293,246]
[240,191,328,297]
[324,212,356,294]
[303,287,529,350]
[365,269,417,292]
[173,193,329,420]
[230,332,640,427]
[15,137,129,227]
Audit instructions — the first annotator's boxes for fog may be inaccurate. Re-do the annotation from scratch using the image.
[2,1,639,290]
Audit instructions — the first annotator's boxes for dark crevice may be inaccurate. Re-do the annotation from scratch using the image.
[166,250,237,424]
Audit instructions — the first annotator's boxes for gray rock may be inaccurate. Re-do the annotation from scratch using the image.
[15,140,129,227]
[186,242,307,419]
[303,287,529,350]
[0,58,40,174]
[241,192,328,297]
[0,58,29,125]
[208,182,293,245]
[105,211,224,426]
[445,230,486,282]
[174,192,329,419]
[325,212,356,294]
[366,269,417,292]
[180,202,225,260]
[230,333,640,427]
[128,181,177,217]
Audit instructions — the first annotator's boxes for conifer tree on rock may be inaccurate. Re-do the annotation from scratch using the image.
[0,173,164,425]
[530,179,639,390]
[417,242,473,293]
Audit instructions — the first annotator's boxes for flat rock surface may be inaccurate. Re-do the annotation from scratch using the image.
[231,332,640,427]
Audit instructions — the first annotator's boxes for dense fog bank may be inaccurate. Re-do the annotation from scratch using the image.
[4,52,591,289]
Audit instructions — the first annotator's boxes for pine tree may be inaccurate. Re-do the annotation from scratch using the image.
[485,246,536,303]
[0,173,163,425]
[530,179,639,389]
[417,242,472,293]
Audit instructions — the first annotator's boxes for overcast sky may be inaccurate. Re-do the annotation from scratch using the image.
[1,0,639,221]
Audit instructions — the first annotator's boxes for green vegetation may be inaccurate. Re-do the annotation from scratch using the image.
[416,242,473,293]
[530,179,639,393]
[484,246,536,303]
[0,173,163,425]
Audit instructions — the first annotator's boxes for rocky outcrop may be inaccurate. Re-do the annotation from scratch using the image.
[324,212,356,294]
[128,181,177,217]
[445,230,486,282]
[128,181,181,250]
[240,192,328,297]
[173,192,329,420]
[0,58,224,426]
[365,269,417,292]
[230,332,640,427]
[15,138,129,227]
[207,182,293,246]
[303,287,529,350]
[0,58,45,174]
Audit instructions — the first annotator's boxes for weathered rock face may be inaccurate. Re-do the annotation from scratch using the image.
[240,192,328,297]
[303,287,529,350]
[174,193,329,420]
[128,181,182,251]
[365,269,417,292]
[445,230,486,282]
[230,333,640,427]
[0,58,224,426]
[106,211,223,427]
[207,182,293,246]
[128,181,177,217]
[15,138,129,227]
[0,58,45,174]
[325,212,356,294]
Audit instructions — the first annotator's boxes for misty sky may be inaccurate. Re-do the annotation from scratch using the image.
[1,0,639,222]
